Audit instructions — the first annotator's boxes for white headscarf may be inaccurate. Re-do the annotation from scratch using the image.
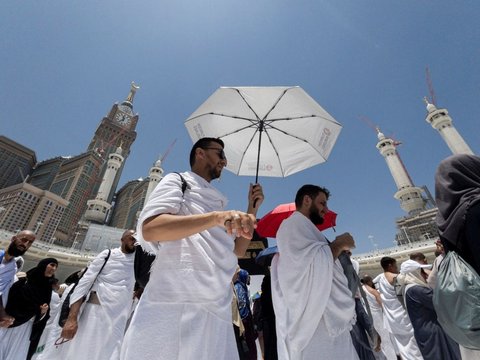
[397,260,431,287]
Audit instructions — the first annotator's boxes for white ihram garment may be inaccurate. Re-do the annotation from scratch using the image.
[33,284,76,360]
[377,274,423,360]
[362,285,396,360]
[0,318,34,360]
[0,257,17,307]
[271,212,357,360]
[120,171,239,360]
[31,290,62,359]
[62,248,135,360]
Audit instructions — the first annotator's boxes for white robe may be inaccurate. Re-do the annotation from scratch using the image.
[33,284,76,360]
[271,211,357,360]
[120,171,239,360]
[0,318,33,360]
[362,285,396,360]
[62,248,135,360]
[0,256,17,307]
[377,274,423,360]
[426,254,443,289]
[31,290,62,358]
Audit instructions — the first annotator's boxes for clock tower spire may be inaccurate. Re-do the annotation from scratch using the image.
[124,82,140,106]
[86,83,140,203]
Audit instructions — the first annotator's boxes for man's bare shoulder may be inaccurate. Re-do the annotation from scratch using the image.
[383,271,396,285]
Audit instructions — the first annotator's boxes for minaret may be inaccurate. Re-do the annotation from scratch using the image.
[145,157,164,202]
[376,128,426,215]
[424,98,473,155]
[85,144,125,223]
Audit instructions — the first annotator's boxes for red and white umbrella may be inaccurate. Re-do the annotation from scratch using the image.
[256,202,337,238]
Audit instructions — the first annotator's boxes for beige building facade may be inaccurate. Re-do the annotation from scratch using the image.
[0,182,69,242]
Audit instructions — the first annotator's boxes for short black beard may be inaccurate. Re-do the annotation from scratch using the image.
[7,243,26,257]
[309,205,324,226]
[124,246,136,254]
[209,166,222,181]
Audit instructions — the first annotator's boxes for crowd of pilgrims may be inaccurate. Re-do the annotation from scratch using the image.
[0,150,479,360]
[0,243,476,360]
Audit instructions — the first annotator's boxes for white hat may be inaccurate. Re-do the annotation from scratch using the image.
[400,259,432,274]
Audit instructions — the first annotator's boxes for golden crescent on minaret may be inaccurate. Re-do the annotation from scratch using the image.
[126,82,140,103]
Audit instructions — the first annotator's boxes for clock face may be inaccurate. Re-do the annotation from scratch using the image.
[118,105,133,115]
[114,112,131,126]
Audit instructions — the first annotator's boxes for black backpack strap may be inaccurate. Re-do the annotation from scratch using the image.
[173,172,189,195]
[86,249,111,295]
[58,249,111,327]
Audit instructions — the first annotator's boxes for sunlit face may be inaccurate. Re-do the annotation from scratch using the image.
[202,145,227,181]
[44,263,58,277]
[8,232,35,257]
[308,192,328,225]
[121,231,136,254]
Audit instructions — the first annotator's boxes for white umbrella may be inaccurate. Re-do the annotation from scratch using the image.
[185,86,342,183]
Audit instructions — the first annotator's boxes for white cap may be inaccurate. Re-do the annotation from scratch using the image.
[400,259,432,274]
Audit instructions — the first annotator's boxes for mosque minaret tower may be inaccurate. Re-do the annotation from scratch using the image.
[145,157,164,203]
[424,98,473,155]
[376,128,426,216]
[84,144,125,223]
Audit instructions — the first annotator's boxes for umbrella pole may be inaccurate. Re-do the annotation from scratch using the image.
[255,120,264,184]
[253,121,264,208]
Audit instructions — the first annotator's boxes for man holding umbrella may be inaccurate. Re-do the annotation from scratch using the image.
[120,137,264,360]
[271,184,358,360]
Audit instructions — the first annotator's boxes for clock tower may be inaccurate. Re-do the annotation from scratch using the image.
[87,82,139,203]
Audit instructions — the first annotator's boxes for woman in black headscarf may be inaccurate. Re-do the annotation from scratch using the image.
[435,154,480,274]
[0,257,58,360]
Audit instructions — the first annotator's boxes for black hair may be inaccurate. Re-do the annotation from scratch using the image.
[409,252,426,261]
[189,137,225,167]
[294,184,330,208]
[380,256,396,271]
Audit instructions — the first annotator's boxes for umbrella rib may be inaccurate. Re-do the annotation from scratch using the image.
[264,126,329,162]
[261,87,292,120]
[186,112,258,124]
[263,114,340,126]
[185,112,262,139]
[263,129,287,177]
[235,127,261,175]
[233,88,262,121]
[217,124,259,140]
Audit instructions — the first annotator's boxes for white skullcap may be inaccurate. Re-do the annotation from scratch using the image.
[400,259,432,274]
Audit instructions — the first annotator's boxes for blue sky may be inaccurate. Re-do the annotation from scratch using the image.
[1,1,479,253]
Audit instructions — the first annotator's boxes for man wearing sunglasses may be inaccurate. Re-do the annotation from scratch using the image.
[120,137,264,360]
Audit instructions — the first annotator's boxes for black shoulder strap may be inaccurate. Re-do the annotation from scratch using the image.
[86,249,111,294]
[174,172,189,195]
[99,248,111,272]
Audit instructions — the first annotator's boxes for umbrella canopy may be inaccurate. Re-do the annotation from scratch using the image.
[185,86,342,182]
[256,202,337,238]
[255,246,278,267]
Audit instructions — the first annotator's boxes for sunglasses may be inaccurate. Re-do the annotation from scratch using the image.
[202,147,227,160]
